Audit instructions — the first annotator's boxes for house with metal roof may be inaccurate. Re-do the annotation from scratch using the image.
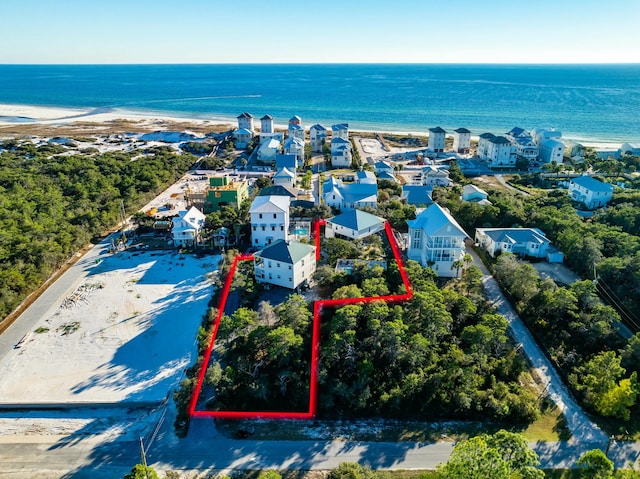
[331,137,352,167]
[257,137,281,162]
[254,240,316,290]
[323,177,378,211]
[402,185,433,206]
[275,154,297,171]
[505,126,538,163]
[428,126,447,153]
[260,114,274,134]
[420,165,451,187]
[407,203,469,277]
[273,167,296,187]
[475,227,556,260]
[172,206,206,247]
[374,160,394,176]
[258,184,298,198]
[478,133,517,168]
[249,195,290,247]
[325,210,386,240]
[237,112,254,131]
[461,184,491,205]
[568,176,614,209]
[355,170,377,185]
[284,136,305,167]
[232,127,254,149]
[332,123,349,140]
[310,124,327,152]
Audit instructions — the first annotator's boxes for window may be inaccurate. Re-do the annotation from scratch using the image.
[271,226,275,231]
[259,213,262,219]
[262,226,265,231]
[273,213,277,219]
[252,226,256,231]
[280,225,284,231]
[277,263,280,268]
[255,239,258,244]
[412,239,421,249]
[268,261,272,268]
[288,265,292,270]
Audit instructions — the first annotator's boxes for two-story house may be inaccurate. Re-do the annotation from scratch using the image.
[249,195,290,247]
[254,240,316,290]
[172,206,206,247]
[568,176,614,209]
[323,177,377,210]
[407,203,469,277]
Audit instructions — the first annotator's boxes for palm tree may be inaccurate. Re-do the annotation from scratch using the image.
[452,259,465,277]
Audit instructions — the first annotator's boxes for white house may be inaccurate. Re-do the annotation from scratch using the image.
[257,137,281,162]
[325,209,386,240]
[237,112,254,132]
[532,128,562,146]
[254,240,316,290]
[563,140,584,159]
[260,114,274,134]
[249,195,290,247]
[461,184,491,205]
[332,123,349,140]
[568,176,614,209]
[355,170,377,185]
[284,136,305,167]
[232,128,253,149]
[420,165,451,187]
[309,124,327,152]
[273,167,296,187]
[505,127,538,163]
[407,203,469,277]
[172,206,206,247]
[539,138,565,164]
[620,143,640,156]
[475,227,553,259]
[478,133,517,168]
[452,128,471,153]
[331,137,352,167]
[428,127,446,153]
[323,177,378,210]
[288,123,305,141]
[374,160,394,176]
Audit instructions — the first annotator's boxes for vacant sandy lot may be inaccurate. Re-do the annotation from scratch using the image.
[0,251,220,406]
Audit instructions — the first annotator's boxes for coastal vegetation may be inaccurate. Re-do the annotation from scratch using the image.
[0,140,196,321]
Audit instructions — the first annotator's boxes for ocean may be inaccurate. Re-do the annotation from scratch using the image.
[1,64,639,143]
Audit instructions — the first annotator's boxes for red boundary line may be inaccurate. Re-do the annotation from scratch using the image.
[189,219,413,419]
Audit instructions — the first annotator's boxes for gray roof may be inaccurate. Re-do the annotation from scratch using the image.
[402,185,433,206]
[570,176,614,193]
[478,228,549,246]
[258,185,297,198]
[429,126,446,134]
[258,240,315,264]
[454,128,471,134]
[407,203,468,238]
[237,112,253,118]
[479,132,495,140]
[249,195,290,213]
[328,209,385,231]
[491,135,512,145]
[260,114,273,120]
[462,184,488,196]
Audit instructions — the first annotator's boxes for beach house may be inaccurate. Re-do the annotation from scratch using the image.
[478,133,517,168]
[563,140,584,159]
[260,114,274,134]
[452,128,471,154]
[171,206,206,247]
[538,138,565,164]
[407,203,469,277]
[420,165,451,187]
[273,167,296,187]
[505,127,538,163]
[237,112,254,132]
[284,136,305,167]
[257,137,281,162]
[332,123,349,140]
[401,185,433,206]
[620,143,640,156]
[204,175,249,213]
[249,195,290,247]
[461,184,491,205]
[309,124,327,152]
[428,127,446,153]
[253,240,316,290]
[325,209,386,240]
[475,227,555,259]
[355,170,377,185]
[323,176,378,210]
[288,115,304,141]
[331,137,352,167]
[568,176,614,209]
[374,160,394,176]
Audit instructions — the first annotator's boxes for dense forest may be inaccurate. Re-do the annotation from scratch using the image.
[0,140,195,320]
[202,232,540,424]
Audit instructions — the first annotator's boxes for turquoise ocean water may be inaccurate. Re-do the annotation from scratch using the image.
[0,64,638,142]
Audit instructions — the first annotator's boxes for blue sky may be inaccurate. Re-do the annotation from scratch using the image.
[1,0,639,64]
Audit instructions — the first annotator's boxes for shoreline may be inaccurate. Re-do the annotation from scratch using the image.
[0,102,627,149]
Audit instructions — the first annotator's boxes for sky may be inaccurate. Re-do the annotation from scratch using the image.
[1,0,639,64]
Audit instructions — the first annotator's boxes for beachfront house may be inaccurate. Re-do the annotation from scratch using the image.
[310,124,327,152]
[475,227,556,260]
[539,138,565,164]
[204,175,249,213]
[620,143,640,156]
[401,185,433,207]
[237,112,254,132]
[257,137,281,162]
[563,140,584,159]
[461,184,491,205]
[420,165,451,187]
[331,137,352,167]
[254,240,316,290]
[260,114,274,134]
[249,195,290,247]
[323,176,378,210]
[171,206,206,247]
[478,133,517,168]
[428,127,446,153]
[273,167,296,187]
[505,127,538,163]
[407,203,469,277]
[325,209,386,240]
[232,128,253,149]
[452,128,471,154]
[568,176,614,209]
[284,136,305,167]
[332,123,349,140]
[532,128,562,146]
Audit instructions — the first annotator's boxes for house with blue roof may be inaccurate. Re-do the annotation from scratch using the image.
[568,176,614,209]
[323,177,378,210]
[254,240,316,290]
[331,137,352,167]
[310,124,327,152]
[325,210,386,240]
[475,227,559,260]
[407,203,469,277]
[402,185,433,206]
[355,170,377,185]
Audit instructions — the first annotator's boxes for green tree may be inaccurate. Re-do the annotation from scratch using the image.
[438,436,511,479]
[258,471,282,479]
[328,462,375,479]
[123,464,159,479]
[576,449,614,479]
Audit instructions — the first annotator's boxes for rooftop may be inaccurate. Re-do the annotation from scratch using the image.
[328,209,385,231]
[429,126,447,134]
[257,239,315,264]
[454,127,471,134]
[570,176,614,192]
[249,194,290,214]
[478,227,549,246]
[407,203,468,238]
